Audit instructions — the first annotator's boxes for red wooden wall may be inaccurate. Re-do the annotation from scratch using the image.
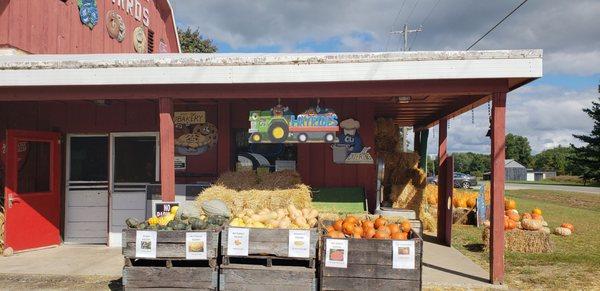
[0,98,377,211]
[0,0,178,54]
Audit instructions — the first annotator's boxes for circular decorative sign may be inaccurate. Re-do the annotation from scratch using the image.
[78,0,99,29]
[133,26,147,53]
[106,11,126,42]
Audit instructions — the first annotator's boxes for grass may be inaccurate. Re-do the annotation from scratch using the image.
[452,189,600,289]
[507,178,600,187]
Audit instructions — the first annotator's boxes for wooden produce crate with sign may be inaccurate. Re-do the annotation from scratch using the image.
[219,226,319,291]
[121,228,221,290]
[318,215,423,291]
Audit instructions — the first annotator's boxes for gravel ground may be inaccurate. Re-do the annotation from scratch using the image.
[0,274,122,290]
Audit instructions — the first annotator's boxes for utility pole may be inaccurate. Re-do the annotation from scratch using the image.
[390,24,422,152]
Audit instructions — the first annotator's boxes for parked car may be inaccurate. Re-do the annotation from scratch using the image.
[426,173,477,188]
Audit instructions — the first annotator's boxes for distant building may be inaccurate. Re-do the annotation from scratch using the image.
[527,169,557,181]
[483,159,527,181]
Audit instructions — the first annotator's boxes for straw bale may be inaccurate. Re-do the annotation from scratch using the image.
[375,118,400,153]
[482,227,554,253]
[196,181,312,216]
[215,170,302,191]
[0,205,4,253]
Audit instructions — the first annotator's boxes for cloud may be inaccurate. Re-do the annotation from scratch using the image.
[173,0,600,76]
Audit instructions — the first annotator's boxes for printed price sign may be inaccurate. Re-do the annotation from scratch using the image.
[186,232,208,260]
[324,238,348,268]
[227,227,249,256]
[392,240,416,269]
[135,230,157,258]
[154,202,179,217]
[288,230,310,258]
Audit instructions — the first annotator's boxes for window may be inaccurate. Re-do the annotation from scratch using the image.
[69,136,108,181]
[17,141,50,193]
[147,29,155,53]
[113,136,157,183]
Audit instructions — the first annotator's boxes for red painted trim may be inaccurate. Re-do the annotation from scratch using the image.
[490,92,506,284]
[217,102,231,174]
[159,98,175,202]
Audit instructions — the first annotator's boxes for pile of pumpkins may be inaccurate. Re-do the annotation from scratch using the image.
[325,215,412,240]
[502,198,574,236]
[452,192,478,209]
[229,204,319,229]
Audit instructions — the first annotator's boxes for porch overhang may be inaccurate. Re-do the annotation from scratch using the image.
[0,50,542,128]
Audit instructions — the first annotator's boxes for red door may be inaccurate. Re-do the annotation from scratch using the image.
[4,130,61,252]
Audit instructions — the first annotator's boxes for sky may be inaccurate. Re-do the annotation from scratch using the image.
[171,0,600,154]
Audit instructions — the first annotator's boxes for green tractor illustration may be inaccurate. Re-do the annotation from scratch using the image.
[248,110,290,143]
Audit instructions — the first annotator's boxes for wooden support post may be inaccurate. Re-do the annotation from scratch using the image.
[490,92,507,284]
[159,97,175,202]
[413,130,421,153]
[437,118,452,245]
[419,129,429,172]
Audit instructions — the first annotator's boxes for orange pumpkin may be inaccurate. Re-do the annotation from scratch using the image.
[531,213,543,221]
[326,226,335,234]
[504,198,516,210]
[342,221,356,235]
[532,208,542,215]
[387,223,401,234]
[364,227,376,239]
[352,227,364,238]
[391,232,408,240]
[505,211,520,222]
[344,215,358,226]
[328,230,345,238]
[373,230,390,239]
[333,219,344,232]
[361,220,375,230]
[506,220,516,230]
[522,213,532,220]
[466,197,477,208]
[561,223,574,232]
[400,221,412,233]
[374,217,387,229]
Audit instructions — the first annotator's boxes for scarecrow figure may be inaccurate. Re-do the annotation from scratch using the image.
[339,118,363,153]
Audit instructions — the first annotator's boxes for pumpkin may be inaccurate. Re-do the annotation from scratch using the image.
[191,218,208,230]
[466,197,477,208]
[364,227,376,239]
[521,218,543,231]
[362,220,375,230]
[201,199,231,217]
[560,223,574,232]
[329,230,345,238]
[342,221,356,235]
[373,230,390,239]
[554,227,571,236]
[126,217,141,228]
[374,217,387,229]
[391,232,408,240]
[326,226,335,233]
[504,219,516,230]
[387,224,400,234]
[352,227,363,238]
[333,219,344,231]
[532,208,542,215]
[377,225,390,234]
[400,221,412,233]
[344,216,358,226]
[505,211,520,222]
[531,213,543,221]
[504,198,516,210]
[522,213,532,220]
[136,222,148,230]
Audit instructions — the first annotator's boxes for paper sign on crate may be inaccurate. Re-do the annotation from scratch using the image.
[186,232,208,260]
[288,230,311,258]
[325,239,348,268]
[392,240,416,269]
[135,230,157,258]
[227,227,249,256]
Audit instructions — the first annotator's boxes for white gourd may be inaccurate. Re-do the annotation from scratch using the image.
[554,227,572,236]
[521,218,543,231]
[201,199,231,217]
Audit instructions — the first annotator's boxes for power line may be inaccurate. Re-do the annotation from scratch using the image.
[410,0,441,50]
[466,0,528,51]
[405,0,421,25]
[384,0,408,51]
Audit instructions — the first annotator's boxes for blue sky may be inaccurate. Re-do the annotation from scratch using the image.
[172,0,599,154]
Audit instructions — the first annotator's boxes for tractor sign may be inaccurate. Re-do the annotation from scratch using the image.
[248,106,339,143]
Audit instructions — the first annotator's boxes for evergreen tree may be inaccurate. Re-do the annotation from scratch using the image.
[570,96,600,183]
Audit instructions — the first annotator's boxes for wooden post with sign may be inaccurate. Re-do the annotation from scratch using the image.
[159,97,175,202]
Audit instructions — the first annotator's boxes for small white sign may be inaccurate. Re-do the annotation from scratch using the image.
[135,230,157,258]
[174,156,187,170]
[186,232,208,260]
[227,227,249,256]
[392,240,416,269]
[324,238,348,268]
[288,230,311,258]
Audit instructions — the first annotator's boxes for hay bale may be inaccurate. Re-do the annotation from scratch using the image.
[215,170,302,191]
[0,205,4,253]
[375,118,400,153]
[482,227,554,253]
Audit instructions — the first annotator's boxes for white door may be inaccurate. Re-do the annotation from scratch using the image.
[65,135,109,244]
[108,132,159,247]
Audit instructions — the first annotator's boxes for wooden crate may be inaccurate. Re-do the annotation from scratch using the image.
[123,262,218,290]
[220,264,317,291]
[221,226,318,267]
[122,228,220,267]
[319,232,423,291]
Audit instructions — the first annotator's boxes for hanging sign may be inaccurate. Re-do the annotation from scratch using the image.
[174,111,217,155]
[174,156,187,170]
[392,240,416,269]
[186,232,208,260]
[332,118,374,164]
[288,230,311,258]
[248,104,339,144]
[324,238,348,268]
[135,230,157,258]
[227,227,249,256]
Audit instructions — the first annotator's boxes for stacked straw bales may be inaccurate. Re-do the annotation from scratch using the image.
[482,227,554,253]
[197,171,312,216]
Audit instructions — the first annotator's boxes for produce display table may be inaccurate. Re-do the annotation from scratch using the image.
[121,228,221,290]
[219,226,318,291]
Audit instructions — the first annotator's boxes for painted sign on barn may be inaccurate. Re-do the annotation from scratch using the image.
[248,104,339,144]
[174,111,217,155]
[332,118,374,164]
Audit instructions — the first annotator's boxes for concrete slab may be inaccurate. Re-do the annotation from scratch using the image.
[0,245,122,277]
[422,238,497,289]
